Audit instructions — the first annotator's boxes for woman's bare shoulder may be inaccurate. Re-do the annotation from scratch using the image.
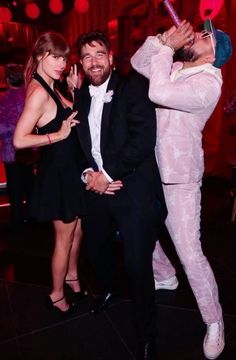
[26,80,49,105]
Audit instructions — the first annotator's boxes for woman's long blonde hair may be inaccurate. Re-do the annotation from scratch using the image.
[24,32,70,86]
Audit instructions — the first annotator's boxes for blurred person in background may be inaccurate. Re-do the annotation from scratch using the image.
[0,64,36,234]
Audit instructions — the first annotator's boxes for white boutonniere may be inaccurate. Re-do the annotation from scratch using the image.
[103,90,114,103]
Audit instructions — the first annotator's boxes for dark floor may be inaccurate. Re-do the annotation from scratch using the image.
[0,176,235,360]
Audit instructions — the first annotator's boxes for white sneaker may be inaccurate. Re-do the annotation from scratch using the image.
[203,320,225,359]
[154,275,179,290]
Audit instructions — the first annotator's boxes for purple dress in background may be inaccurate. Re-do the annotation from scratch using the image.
[0,86,26,163]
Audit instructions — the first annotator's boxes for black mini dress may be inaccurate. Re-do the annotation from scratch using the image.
[29,73,84,223]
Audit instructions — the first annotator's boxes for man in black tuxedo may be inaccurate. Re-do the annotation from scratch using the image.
[74,31,166,359]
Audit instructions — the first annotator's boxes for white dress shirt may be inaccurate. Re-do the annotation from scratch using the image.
[83,76,113,183]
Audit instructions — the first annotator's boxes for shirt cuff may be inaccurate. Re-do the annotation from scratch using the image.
[148,35,163,48]
[81,167,94,183]
[162,44,175,54]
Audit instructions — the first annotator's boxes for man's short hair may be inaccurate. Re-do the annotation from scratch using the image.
[77,30,111,57]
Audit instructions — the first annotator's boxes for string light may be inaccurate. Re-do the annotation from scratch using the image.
[0,7,12,22]
[74,0,89,14]
[25,2,40,20]
[49,0,64,15]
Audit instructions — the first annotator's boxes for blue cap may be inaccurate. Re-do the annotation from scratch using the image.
[204,19,232,68]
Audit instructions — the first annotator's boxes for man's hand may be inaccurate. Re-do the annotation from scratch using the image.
[66,64,83,92]
[161,25,177,43]
[84,170,96,185]
[86,172,123,195]
[164,20,194,51]
[86,171,109,194]
[104,180,123,195]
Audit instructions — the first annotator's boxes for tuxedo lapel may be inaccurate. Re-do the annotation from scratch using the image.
[75,72,120,168]
[100,71,120,154]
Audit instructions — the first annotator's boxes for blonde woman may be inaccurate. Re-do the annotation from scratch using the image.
[14,32,86,315]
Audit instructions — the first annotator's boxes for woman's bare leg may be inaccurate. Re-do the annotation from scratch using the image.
[50,219,77,311]
[65,218,83,292]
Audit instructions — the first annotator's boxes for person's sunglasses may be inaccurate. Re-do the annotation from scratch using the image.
[200,30,216,55]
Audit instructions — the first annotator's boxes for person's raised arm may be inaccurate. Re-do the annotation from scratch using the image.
[130,25,179,78]
[13,84,78,149]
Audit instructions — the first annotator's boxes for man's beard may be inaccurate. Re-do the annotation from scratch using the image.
[175,47,200,62]
[86,66,111,86]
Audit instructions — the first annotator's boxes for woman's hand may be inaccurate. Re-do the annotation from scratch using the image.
[57,111,79,140]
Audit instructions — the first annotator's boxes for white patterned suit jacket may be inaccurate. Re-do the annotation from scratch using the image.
[131,36,223,184]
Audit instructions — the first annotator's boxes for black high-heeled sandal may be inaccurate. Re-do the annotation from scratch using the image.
[45,295,76,316]
[65,279,88,301]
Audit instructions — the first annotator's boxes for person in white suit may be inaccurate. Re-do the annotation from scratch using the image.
[131,19,232,359]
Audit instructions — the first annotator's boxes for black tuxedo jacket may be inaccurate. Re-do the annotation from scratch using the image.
[74,70,167,223]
